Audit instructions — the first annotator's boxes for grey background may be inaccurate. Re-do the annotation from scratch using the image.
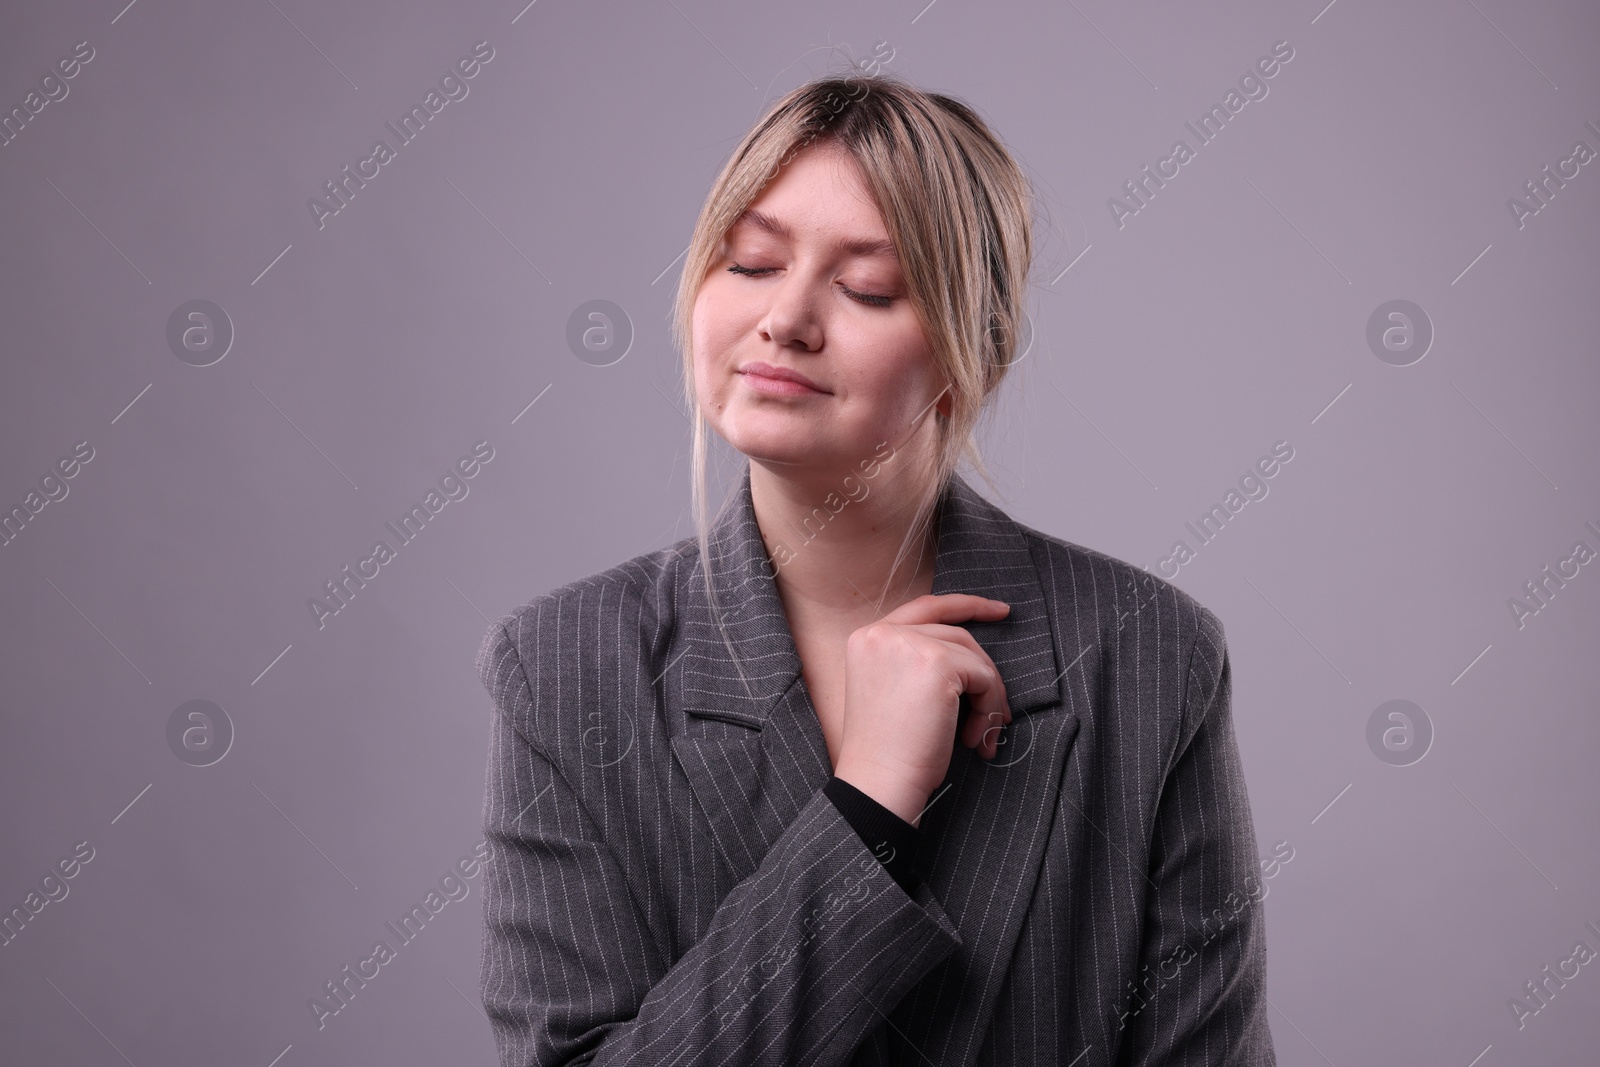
[1,0,1596,1063]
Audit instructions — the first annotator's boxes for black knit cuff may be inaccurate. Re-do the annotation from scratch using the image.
[823,775,920,896]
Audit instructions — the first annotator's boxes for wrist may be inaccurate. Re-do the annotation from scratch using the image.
[832,758,928,827]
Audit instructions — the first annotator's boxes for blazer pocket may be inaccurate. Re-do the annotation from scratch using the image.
[681,706,764,733]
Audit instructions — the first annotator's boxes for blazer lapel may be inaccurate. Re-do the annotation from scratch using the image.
[667,465,831,887]
[666,467,1079,1064]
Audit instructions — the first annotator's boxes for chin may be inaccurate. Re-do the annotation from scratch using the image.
[720,422,822,466]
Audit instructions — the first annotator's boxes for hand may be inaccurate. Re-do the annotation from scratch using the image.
[832,594,1012,827]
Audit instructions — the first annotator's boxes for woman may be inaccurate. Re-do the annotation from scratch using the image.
[476,71,1275,1066]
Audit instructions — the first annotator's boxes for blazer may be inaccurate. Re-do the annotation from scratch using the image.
[475,466,1275,1066]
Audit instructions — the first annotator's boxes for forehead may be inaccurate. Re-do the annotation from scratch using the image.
[731,145,897,259]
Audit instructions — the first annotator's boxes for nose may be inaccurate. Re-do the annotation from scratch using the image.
[757,275,823,352]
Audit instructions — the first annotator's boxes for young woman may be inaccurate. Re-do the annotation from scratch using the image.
[476,72,1275,1066]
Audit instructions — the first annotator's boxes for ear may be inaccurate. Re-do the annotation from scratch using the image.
[935,387,953,419]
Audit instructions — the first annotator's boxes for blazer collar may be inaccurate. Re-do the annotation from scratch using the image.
[679,465,1062,726]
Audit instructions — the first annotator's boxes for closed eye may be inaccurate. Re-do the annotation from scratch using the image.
[725,263,893,308]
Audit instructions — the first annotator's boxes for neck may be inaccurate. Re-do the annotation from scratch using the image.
[748,448,944,628]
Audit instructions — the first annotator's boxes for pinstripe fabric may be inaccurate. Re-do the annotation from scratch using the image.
[476,467,1275,1066]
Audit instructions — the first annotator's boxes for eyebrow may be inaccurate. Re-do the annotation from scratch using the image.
[732,208,899,260]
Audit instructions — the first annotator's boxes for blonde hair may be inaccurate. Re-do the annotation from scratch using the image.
[670,70,1036,695]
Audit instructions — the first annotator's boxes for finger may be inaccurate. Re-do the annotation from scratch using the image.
[974,677,1012,757]
[969,695,1012,755]
[878,623,1004,712]
[908,634,1009,727]
[968,702,1012,755]
[906,642,1007,751]
[891,621,995,659]
[948,650,1009,749]
[972,703,1011,764]
[885,593,1010,627]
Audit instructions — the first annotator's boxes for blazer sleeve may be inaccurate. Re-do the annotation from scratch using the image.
[476,620,963,1067]
[1116,613,1276,1066]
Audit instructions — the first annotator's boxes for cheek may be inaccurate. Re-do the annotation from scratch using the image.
[852,321,935,394]
[690,300,728,408]
[693,285,742,358]
[699,364,725,411]
[689,297,716,373]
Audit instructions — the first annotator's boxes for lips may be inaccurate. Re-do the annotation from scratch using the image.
[737,361,829,393]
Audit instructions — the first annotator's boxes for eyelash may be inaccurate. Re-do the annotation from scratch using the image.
[725,262,893,308]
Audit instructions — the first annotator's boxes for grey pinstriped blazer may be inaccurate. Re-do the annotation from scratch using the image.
[475,466,1275,1066]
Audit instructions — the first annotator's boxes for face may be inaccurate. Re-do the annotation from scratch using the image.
[691,142,950,482]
